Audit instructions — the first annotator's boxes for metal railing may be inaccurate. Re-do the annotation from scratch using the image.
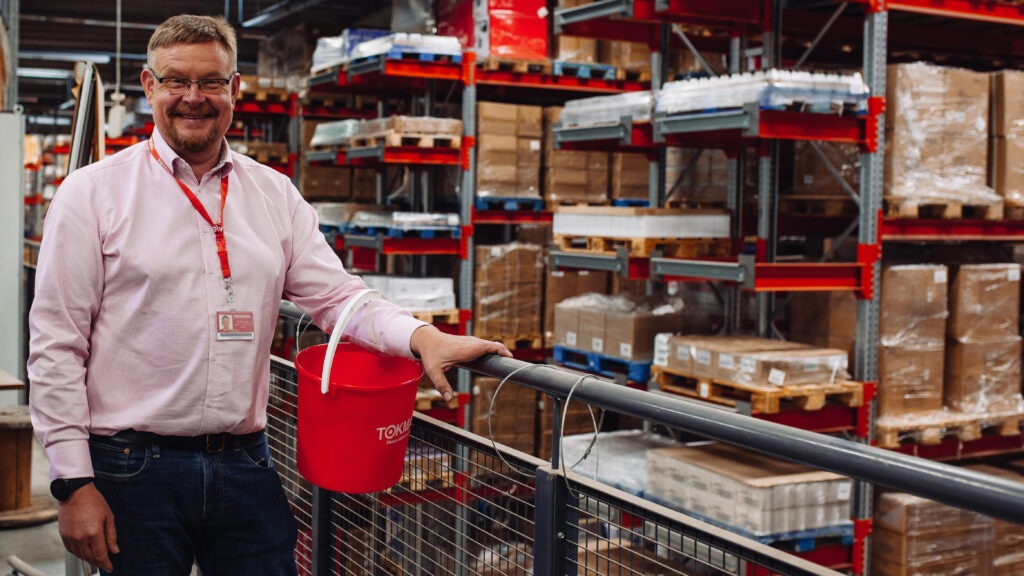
[271,302,1024,576]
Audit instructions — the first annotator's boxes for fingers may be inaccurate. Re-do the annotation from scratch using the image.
[88,534,114,573]
[105,510,120,555]
[427,366,454,401]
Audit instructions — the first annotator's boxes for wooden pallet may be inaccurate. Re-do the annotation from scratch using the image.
[414,388,459,411]
[780,195,858,217]
[478,334,544,350]
[652,366,864,414]
[410,309,461,325]
[615,68,651,82]
[478,56,552,75]
[553,234,732,258]
[349,131,461,149]
[883,197,1004,220]
[875,411,1024,449]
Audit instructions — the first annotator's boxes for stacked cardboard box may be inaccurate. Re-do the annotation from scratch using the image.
[471,377,537,455]
[789,291,857,367]
[945,264,1024,414]
[437,0,548,61]
[537,394,596,460]
[646,443,852,536]
[474,243,543,338]
[665,148,729,206]
[554,294,685,361]
[478,103,542,199]
[990,71,1024,208]
[792,141,861,197]
[542,107,609,205]
[556,0,598,63]
[300,120,352,200]
[610,153,651,202]
[599,41,651,75]
[544,269,610,346]
[885,63,997,206]
[877,265,948,420]
[965,464,1024,575]
[872,492,994,576]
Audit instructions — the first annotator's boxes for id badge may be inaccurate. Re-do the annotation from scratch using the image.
[216,311,255,341]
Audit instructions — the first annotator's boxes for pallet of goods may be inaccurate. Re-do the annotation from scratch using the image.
[990,70,1024,221]
[473,243,544,349]
[349,116,462,149]
[476,103,542,201]
[552,206,732,258]
[652,334,863,413]
[237,75,291,101]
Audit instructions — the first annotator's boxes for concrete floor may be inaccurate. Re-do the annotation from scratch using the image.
[1,438,67,576]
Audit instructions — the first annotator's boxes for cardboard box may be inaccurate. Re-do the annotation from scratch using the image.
[789,292,857,367]
[948,264,1021,341]
[544,270,610,343]
[471,377,537,439]
[880,265,949,346]
[599,41,651,71]
[731,348,850,388]
[991,136,1024,205]
[791,141,861,197]
[542,107,609,205]
[579,308,607,354]
[885,63,990,201]
[945,337,1023,413]
[605,311,686,361]
[554,303,580,348]
[351,168,377,202]
[610,153,650,200]
[666,148,729,206]
[877,344,945,418]
[964,464,1024,575]
[301,166,351,200]
[664,336,808,381]
[478,102,519,135]
[991,70,1024,138]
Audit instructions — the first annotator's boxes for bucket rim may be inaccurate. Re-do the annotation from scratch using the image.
[294,344,423,393]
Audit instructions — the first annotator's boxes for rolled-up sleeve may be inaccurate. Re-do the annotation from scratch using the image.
[28,171,106,480]
[281,187,426,359]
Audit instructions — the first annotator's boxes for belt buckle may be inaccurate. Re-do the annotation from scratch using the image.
[205,433,226,454]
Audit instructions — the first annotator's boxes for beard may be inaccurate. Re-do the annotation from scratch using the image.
[164,104,223,155]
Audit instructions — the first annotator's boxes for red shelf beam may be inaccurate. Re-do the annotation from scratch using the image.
[558,0,765,44]
[887,433,1024,461]
[472,209,553,225]
[234,99,295,117]
[749,262,868,293]
[477,69,647,94]
[882,218,1024,241]
[664,110,870,150]
[351,238,462,256]
[309,147,461,167]
[886,0,1024,26]
[756,405,859,434]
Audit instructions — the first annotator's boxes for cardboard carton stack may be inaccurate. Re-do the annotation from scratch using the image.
[964,464,1024,575]
[646,443,852,536]
[945,264,1024,415]
[872,492,994,576]
[990,70,1024,211]
[554,294,685,362]
[791,141,861,197]
[877,265,949,421]
[610,153,651,202]
[537,394,597,460]
[599,41,651,76]
[789,291,857,367]
[556,0,598,63]
[477,103,542,199]
[543,107,609,206]
[885,62,999,208]
[300,120,352,200]
[665,148,729,207]
[544,269,610,347]
[471,377,537,455]
[474,243,543,338]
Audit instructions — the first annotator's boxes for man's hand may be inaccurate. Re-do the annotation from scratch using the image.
[410,325,512,401]
[58,483,119,573]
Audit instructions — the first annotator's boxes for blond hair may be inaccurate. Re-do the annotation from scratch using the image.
[147,15,237,71]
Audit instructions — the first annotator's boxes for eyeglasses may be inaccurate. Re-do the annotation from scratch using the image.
[152,73,235,95]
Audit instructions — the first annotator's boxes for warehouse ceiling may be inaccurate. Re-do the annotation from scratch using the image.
[18,0,389,127]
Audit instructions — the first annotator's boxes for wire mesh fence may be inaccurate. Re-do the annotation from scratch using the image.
[266,353,841,576]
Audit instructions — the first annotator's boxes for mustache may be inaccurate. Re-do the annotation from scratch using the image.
[171,106,216,116]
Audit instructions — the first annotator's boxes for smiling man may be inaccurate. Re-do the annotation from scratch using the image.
[28,15,509,576]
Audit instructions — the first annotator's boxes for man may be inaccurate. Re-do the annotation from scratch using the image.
[28,15,510,576]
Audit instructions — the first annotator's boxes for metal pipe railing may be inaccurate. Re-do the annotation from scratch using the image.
[278,301,1024,525]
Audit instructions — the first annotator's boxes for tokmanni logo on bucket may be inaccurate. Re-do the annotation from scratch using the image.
[377,416,413,445]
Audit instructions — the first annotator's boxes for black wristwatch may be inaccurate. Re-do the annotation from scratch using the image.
[50,477,94,502]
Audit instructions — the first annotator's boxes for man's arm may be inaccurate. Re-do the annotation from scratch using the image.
[409,325,512,400]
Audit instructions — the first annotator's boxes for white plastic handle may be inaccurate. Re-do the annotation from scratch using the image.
[320,289,383,394]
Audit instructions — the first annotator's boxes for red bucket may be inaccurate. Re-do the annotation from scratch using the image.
[293,290,423,493]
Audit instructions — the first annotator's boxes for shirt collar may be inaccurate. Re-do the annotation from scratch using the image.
[150,127,234,180]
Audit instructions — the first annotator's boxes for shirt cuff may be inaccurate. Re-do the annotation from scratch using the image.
[46,438,94,481]
[385,314,430,360]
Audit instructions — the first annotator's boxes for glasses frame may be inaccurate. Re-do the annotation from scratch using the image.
[152,72,237,95]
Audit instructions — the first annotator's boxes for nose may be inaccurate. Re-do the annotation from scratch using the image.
[181,82,205,104]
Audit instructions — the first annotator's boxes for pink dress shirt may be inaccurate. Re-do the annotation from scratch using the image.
[28,129,426,480]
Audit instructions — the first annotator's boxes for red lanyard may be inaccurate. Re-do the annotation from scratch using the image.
[148,138,235,304]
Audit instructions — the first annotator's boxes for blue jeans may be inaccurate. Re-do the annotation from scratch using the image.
[89,432,298,576]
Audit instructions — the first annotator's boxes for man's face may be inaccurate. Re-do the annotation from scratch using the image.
[141,41,239,159]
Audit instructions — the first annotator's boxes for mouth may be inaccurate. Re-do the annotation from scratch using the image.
[172,109,216,124]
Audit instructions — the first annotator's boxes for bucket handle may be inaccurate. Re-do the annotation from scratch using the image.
[320,288,383,395]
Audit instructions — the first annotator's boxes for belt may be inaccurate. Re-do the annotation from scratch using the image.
[97,429,265,454]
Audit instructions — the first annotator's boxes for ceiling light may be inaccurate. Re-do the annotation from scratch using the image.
[18,68,74,80]
[20,50,111,64]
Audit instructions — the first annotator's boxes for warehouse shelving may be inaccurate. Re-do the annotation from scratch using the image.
[305,145,461,167]
[553,0,766,42]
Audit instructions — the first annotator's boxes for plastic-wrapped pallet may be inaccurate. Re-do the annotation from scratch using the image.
[655,70,869,116]
[310,28,392,73]
[560,91,654,126]
[551,206,730,239]
[791,141,861,197]
[544,268,610,346]
[990,70,1024,210]
[478,103,542,199]
[610,153,650,201]
[646,443,852,536]
[599,40,651,74]
[553,293,685,361]
[945,264,1024,415]
[872,491,995,576]
[348,33,462,61]
[360,276,456,312]
[665,148,729,207]
[964,464,1024,575]
[877,265,948,421]
[555,0,598,63]
[559,430,680,496]
[654,335,811,382]
[473,243,543,338]
[885,62,1000,208]
[309,119,360,148]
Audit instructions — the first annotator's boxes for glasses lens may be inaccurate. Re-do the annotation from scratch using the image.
[164,79,189,94]
[199,79,228,93]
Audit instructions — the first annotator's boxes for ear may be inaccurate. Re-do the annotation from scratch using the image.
[229,72,240,107]
[140,68,156,104]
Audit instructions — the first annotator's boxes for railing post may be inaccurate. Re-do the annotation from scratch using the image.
[534,467,575,576]
[310,487,332,576]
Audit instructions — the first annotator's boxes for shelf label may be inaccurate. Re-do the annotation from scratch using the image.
[566,332,577,347]
[1010,269,1021,282]
[676,345,691,361]
[653,334,670,367]
[699,381,710,398]
[718,354,735,370]
[696,349,711,366]
[620,343,632,358]
[592,338,604,353]
[934,269,947,284]
[740,357,757,374]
